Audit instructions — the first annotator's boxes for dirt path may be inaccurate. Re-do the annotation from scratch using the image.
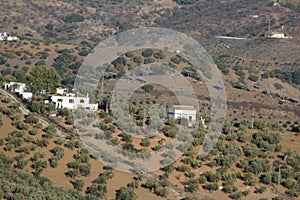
[0,88,29,115]
[0,88,67,138]
[0,88,194,200]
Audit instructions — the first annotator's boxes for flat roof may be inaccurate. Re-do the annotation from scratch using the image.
[182,70,195,74]
[172,105,196,111]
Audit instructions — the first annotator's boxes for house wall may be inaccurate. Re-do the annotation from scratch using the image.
[51,95,98,110]
[56,88,66,95]
[19,92,33,100]
[5,82,26,93]
[169,106,197,122]
[174,109,197,122]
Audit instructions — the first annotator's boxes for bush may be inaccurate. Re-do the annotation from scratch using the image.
[115,187,137,200]
[50,146,65,159]
[142,49,153,58]
[248,75,259,82]
[29,129,38,136]
[36,138,49,147]
[154,51,165,59]
[242,189,250,196]
[63,14,85,23]
[86,183,107,199]
[222,184,238,193]
[254,186,266,194]
[203,183,218,191]
[125,52,134,58]
[133,56,142,63]
[171,56,183,64]
[285,189,299,198]
[55,138,64,145]
[72,179,84,191]
[58,108,70,117]
[0,56,7,65]
[14,120,29,130]
[142,84,154,92]
[79,163,91,176]
[65,116,74,125]
[144,58,155,64]
[119,132,133,143]
[15,158,28,169]
[172,0,199,5]
[43,124,57,138]
[49,157,59,168]
[229,192,243,200]
[66,169,79,178]
[29,101,46,114]
[31,151,46,162]
[32,160,47,169]
[25,114,39,124]
[140,138,150,147]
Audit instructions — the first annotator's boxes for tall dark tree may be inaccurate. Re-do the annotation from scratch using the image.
[29,66,61,94]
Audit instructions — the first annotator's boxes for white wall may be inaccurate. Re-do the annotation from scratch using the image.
[169,106,197,122]
[5,82,26,93]
[174,109,196,122]
[51,95,98,110]
[19,92,33,100]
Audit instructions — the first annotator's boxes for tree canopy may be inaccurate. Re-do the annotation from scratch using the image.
[115,187,137,200]
[28,66,61,94]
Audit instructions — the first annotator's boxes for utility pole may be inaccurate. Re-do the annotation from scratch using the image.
[99,72,104,107]
[278,164,281,185]
[251,107,255,129]
[143,107,146,128]
[163,104,166,119]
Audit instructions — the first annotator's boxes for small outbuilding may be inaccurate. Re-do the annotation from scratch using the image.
[4,82,26,93]
[4,82,33,100]
[169,105,197,122]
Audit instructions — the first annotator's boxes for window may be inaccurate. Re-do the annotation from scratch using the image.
[80,99,84,103]
[58,99,63,102]
[69,99,74,103]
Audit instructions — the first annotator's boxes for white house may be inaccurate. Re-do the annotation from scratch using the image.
[50,88,98,110]
[169,105,197,122]
[268,32,285,38]
[0,32,18,41]
[4,82,33,100]
[7,36,18,41]
[268,31,292,39]
[4,82,26,93]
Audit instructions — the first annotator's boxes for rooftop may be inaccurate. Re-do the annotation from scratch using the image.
[172,105,196,111]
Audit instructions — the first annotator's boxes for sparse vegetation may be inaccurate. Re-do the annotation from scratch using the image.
[0,1,299,199]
